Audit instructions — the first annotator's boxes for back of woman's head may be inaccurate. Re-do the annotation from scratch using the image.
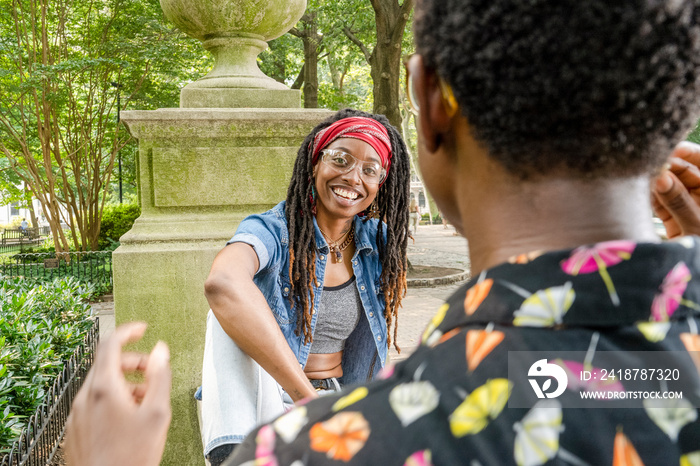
[414,0,700,179]
[285,109,411,349]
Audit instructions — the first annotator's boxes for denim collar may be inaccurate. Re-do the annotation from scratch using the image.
[312,215,378,255]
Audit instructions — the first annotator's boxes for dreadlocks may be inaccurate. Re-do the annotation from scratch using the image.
[285,108,411,351]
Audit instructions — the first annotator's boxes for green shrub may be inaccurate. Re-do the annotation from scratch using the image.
[98,203,140,250]
[0,276,95,452]
[0,256,112,298]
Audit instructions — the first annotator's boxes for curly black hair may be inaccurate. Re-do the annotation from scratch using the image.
[414,0,700,178]
[285,108,411,351]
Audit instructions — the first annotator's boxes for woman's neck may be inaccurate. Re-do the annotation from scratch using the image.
[315,214,354,242]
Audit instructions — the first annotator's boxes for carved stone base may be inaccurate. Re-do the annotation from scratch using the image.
[115,107,333,465]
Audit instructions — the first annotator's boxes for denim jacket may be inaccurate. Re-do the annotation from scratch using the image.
[229,201,387,385]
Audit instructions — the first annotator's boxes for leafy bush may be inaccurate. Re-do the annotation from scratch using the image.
[21,230,78,253]
[0,251,113,297]
[2,267,111,299]
[0,277,95,452]
[98,203,140,250]
[14,244,56,255]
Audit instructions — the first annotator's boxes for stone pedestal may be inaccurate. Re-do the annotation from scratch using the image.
[115,108,332,465]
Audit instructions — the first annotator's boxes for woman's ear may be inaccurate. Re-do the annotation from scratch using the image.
[411,55,455,153]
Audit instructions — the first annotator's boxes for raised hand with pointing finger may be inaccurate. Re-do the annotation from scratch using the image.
[65,323,171,466]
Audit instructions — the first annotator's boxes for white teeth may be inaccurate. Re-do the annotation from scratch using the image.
[333,188,358,200]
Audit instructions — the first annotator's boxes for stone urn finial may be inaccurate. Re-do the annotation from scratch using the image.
[160,0,307,108]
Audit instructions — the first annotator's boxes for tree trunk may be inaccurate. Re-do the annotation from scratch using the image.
[290,12,323,109]
[292,64,305,90]
[328,54,349,100]
[344,0,414,131]
[25,189,39,235]
[28,209,39,235]
[369,0,413,129]
[369,40,403,129]
[303,26,320,108]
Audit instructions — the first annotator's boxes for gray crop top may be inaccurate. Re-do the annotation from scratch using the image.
[309,276,362,354]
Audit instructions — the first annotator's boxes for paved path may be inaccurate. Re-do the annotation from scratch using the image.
[390,224,469,361]
[92,224,471,364]
[91,298,115,340]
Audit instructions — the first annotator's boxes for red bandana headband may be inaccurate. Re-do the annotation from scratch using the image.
[311,117,393,180]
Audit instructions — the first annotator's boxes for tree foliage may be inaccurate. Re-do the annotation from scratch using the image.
[261,0,413,124]
[0,0,415,253]
[0,0,209,251]
[339,0,414,129]
[98,202,140,250]
[259,33,303,88]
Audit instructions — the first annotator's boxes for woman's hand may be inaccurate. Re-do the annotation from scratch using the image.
[652,141,700,238]
[66,322,172,466]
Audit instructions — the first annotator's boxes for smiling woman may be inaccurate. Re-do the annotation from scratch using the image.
[313,139,382,232]
[198,109,412,465]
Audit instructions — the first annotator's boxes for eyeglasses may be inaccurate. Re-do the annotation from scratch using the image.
[320,149,387,185]
[403,54,458,117]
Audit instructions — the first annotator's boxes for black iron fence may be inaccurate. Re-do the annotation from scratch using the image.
[0,252,113,294]
[0,318,99,466]
[0,227,51,254]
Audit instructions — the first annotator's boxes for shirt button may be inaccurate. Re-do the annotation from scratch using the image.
[369,312,374,317]
[311,308,316,315]
[284,287,289,293]
[315,280,320,287]
[360,285,366,291]
[320,255,325,261]
[353,260,358,266]
[377,336,382,341]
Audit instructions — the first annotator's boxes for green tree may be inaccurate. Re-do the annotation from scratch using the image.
[341,0,414,129]
[262,0,377,112]
[0,0,209,251]
[259,34,304,88]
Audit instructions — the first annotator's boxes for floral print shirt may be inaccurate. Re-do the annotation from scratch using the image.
[228,239,700,466]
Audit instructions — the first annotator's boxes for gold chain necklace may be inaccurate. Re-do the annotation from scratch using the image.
[318,225,355,263]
